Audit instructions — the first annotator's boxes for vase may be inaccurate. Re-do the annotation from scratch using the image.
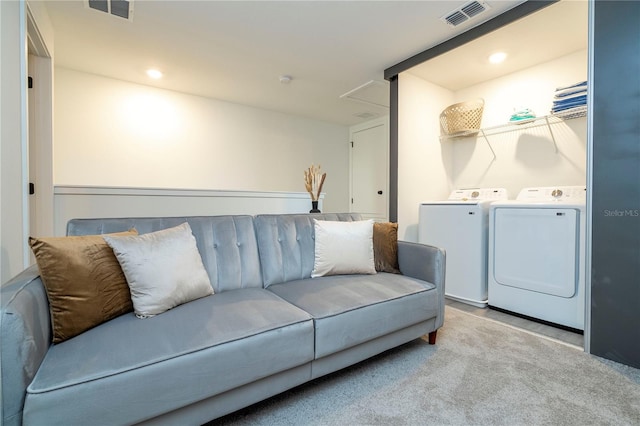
[309,200,321,213]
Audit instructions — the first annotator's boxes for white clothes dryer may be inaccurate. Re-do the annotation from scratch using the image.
[488,186,586,330]
[419,188,508,308]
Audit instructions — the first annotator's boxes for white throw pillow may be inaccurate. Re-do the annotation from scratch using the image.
[311,219,377,277]
[104,222,213,318]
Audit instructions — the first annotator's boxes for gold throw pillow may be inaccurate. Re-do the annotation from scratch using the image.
[29,230,137,343]
[373,222,401,274]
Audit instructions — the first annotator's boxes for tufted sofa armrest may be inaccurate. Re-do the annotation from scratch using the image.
[397,241,446,330]
[1,265,51,426]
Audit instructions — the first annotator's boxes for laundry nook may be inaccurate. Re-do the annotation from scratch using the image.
[398,1,589,343]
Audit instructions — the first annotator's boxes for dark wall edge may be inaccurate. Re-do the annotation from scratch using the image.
[589,0,640,369]
[389,76,398,223]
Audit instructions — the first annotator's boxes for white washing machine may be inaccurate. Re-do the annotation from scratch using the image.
[488,186,586,330]
[419,188,508,308]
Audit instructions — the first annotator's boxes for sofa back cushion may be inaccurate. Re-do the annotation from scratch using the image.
[254,213,362,287]
[67,216,263,293]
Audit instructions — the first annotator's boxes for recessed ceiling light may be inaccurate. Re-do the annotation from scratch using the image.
[279,75,292,84]
[146,69,163,79]
[488,52,507,64]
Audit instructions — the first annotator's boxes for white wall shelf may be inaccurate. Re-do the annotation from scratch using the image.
[440,106,587,159]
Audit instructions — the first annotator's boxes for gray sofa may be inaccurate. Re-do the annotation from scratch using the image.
[0,213,445,426]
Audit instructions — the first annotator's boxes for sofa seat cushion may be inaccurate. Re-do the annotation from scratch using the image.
[267,273,438,359]
[23,288,314,426]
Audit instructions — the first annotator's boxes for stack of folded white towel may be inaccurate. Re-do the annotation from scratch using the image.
[552,81,587,116]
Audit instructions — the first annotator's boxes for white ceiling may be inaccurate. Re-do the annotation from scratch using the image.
[42,0,582,127]
[408,0,588,90]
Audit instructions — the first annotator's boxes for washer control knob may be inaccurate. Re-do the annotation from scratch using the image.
[471,191,480,198]
[551,189,563,198]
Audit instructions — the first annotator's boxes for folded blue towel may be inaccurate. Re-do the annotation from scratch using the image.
[551,105,586,116]
[552,105,586,113]
[554,88,588,99]
[555,81,587,92]
[552,103,587,113]
[553,95,587,107]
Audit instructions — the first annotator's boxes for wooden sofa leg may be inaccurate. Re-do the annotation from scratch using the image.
[428,330,437,345]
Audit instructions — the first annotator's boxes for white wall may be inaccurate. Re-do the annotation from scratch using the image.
[397,50,587,242]
[452,50,588,197]
[397,73,454,241]
[54,68,350,213]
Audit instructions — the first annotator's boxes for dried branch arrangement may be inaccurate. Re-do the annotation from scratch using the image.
[304,164,326,201]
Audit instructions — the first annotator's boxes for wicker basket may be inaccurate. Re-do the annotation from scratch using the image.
[439,98,484,136]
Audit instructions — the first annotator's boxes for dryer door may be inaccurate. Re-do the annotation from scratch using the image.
[493,208,578,298]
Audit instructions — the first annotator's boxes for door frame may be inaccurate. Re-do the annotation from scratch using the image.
[349,116,390,221]
[27,4,54,239]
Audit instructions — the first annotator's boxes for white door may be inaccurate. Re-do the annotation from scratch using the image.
[350,119,388,220]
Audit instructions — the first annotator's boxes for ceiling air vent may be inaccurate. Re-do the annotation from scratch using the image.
[441,1,490,27]
[461,1,488,18]
[444,11,469,27]
[86,0,134,21]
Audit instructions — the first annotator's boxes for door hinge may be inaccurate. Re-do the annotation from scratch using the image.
[351,198,354,204]
[350,141,354,147]
[28,76,33,89]
[29,182,35,195]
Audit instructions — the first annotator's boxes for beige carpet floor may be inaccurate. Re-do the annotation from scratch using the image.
[212,306,640,425]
